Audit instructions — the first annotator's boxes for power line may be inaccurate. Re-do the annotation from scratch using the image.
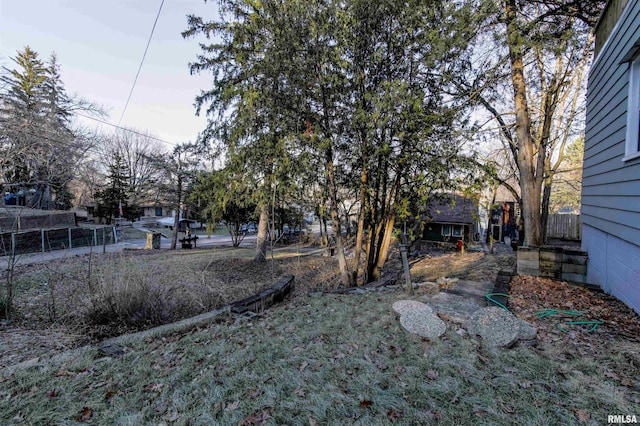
[117,0,166,126]
[75,112,175,147]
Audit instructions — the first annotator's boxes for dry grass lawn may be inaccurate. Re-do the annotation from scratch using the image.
[1,245,639,425]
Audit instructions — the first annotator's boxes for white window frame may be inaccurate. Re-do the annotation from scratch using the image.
[452,225,463,238]
[441,224,452,236]
[624,56,640,161]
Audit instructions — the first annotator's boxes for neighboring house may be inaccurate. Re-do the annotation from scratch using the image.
[582,0,640,314]
[487,201,519,243]
[421,194,478,243]
[79,200,172,224]
[479,182,520,243]
[139,203,170,219]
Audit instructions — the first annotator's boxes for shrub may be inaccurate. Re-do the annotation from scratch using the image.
[0,293,8,320]
[72,257,183,336]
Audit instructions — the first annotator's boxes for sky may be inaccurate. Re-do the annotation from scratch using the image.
[0,0,217,149]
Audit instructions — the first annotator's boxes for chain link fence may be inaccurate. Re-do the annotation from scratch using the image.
[0,226,117,256]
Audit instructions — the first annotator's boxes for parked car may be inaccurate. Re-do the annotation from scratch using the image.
[241,223,258,235]
[156,217,201,231]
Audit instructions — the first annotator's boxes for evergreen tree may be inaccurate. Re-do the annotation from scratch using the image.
[0,46,48,190]
[94,153,136,221]
[0,47,93,209]
[185,0,475,284]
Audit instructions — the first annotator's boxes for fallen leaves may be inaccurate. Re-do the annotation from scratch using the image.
[426,369,439,380]
[359,399,374,408]
[509,276,640,348]
[574,408,590,423]
[387,408,403,422]
[239,409,271,425]
[55,368,72,377]
[77,406,93,422]
[225,400,241,412]
[143,383,164,393]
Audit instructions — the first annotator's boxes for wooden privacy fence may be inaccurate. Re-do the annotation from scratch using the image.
[546,214,581,240]
[0,226,117,256]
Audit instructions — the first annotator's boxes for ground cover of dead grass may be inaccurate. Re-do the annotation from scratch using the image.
[409,245,516,283]
[1,289,639,425]
[2,244,640,425]
[0,247,341,369]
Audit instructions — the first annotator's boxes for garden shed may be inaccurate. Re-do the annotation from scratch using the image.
[421,194,478,243]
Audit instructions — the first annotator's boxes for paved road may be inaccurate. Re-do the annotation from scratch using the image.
[0,231,260,267]
[0,230,328,267]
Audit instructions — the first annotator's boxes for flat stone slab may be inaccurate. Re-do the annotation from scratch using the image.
[399,309,446,340]
[427,292,486,323]
[392,300,433,316]
[467,307,537,348]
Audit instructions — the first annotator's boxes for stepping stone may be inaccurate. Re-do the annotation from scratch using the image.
[392,300,433,316]
[427,292,485,323]
[516,319,538,343]
[444,280,495,298]
[399,309,446,340]
[466,307,537,348]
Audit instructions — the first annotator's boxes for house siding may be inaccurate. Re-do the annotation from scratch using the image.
[422,223,469,243]
[583,0,640,249]
[583,0,640,314]
[583,224,640,313]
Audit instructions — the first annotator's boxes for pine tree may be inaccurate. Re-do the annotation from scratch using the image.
[95,153,135,221]
[0,46,48,190]
[0,47,91,209]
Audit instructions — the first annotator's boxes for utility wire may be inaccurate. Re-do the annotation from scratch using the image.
[117,0,166,126]
[75,112,175,147]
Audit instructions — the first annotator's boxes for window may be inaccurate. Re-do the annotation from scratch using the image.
[452,225,463,238]
[625,56,640,160]
[155,207,163,217]
[441,224,451,236]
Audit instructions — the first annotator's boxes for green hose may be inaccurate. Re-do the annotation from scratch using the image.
[485,293,510,311]
[556,320,603,333]
[535,308,585,318]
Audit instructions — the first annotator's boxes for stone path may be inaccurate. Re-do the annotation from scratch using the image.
[395,260,537,347]
[392,300,446,340]
[420,279,495,324]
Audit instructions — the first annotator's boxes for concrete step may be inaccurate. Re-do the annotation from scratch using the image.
[443,280,494,299]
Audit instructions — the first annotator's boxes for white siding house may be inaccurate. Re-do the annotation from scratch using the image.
[582,0,640,314]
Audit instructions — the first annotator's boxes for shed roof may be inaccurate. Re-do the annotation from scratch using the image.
[426,194,477,225]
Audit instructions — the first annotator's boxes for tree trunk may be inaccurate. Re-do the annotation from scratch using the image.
[254,204,269,263]
[505,0,542,246]
[171,212,179,250]
[326,157,352,286]
[170,177,182,250]
[375,208,396,275]
[541,177,553,244]
[352,164,368,284]
[322,214,328,247]
[365,220,380,283]
[486,185,498,243]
